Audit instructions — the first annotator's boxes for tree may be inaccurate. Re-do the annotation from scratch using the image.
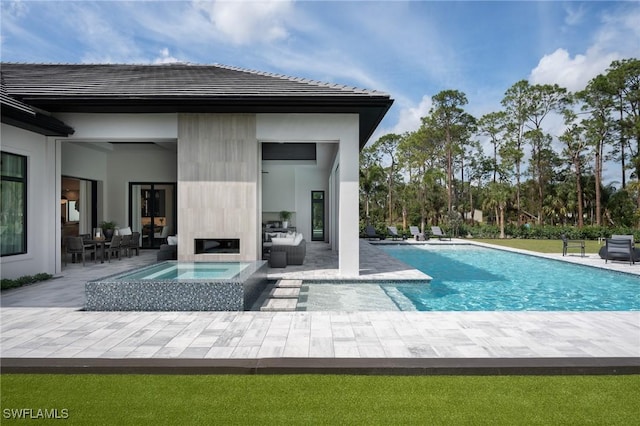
[359,146,385,224]
[477,111,508,183]
[578,74,616,226]
[501,80,529,224]
[524,84,568,223]
[560,106,590,227]
[483,182,510,238]
[423,90,476,214]
[607,59,640,188]
[371,133,402,225]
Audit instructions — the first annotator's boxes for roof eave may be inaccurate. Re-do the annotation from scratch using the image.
[20,96,393,147]
[1,106,74,137]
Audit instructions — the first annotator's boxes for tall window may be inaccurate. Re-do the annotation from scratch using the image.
[1,152,27,256]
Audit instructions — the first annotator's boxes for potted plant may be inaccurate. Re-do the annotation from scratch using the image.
[99,220,117,240]
[279,211,292,229]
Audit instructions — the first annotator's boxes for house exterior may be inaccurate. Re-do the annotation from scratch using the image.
[0,63,393,279]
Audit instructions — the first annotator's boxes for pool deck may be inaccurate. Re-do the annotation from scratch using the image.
[1,240,639,375]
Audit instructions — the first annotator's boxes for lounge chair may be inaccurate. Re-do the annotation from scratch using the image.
[364,225,380,240]
[409,226,425,241]
[387,226,402,240]
[600,237,640,265]
[561,234,585,257]
[431,226,451,241]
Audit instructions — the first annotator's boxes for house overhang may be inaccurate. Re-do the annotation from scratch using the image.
[0,96,74,137]
[16,96,392,149]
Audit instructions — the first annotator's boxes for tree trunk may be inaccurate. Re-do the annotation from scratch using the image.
[595,145,602,226]
[447,140,453,213]
[499,205,505,239]
[402,206,407,230]
[516,160,521,225]
[575,158,584,228]
[620,99,626,188]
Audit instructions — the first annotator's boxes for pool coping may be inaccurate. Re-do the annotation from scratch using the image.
[2,356,638,375]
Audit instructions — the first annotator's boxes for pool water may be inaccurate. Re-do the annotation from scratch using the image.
[379,245,640,311]
[114,262,251,281]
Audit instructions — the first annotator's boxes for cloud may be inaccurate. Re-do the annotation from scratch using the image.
[529,48,618,92]
[194,0,294,45]
[391,95,433,135]
[529,5,640,92]
[563,3,586,26]
[154,48,180,64]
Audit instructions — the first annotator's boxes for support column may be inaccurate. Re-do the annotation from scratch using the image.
[338,124,360,277]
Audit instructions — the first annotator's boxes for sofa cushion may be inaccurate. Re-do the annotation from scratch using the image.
[272,232,303,246]
[167,235,178,245]
[271,237,295,246]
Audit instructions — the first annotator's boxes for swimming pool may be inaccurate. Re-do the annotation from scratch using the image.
[299,245,640,311]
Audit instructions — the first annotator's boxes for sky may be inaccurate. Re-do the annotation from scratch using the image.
[1,0,639,149]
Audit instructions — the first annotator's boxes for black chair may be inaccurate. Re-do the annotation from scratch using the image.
[128,231,140,256]
[64,236,96,266]
[120,234,132,257]
[364,225,380,240]
[561,234,585,257]
[104,235,123,262]
[605,238,635,265]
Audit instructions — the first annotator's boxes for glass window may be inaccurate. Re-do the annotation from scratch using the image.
[1,152,27,256]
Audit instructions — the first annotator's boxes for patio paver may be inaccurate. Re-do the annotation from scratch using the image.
[1,241,639,374]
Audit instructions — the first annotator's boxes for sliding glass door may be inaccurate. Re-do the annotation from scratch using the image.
[130,182,176,249]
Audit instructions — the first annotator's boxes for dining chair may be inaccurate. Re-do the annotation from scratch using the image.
[105,235,123,262]
[64,236,96,266]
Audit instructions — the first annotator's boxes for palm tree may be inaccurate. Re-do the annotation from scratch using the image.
[483,182,510,238]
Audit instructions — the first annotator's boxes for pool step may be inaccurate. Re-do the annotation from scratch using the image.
[275,279,302,288]
[260,298,298,311]
[260,280,302,311]
[269,287,300,298]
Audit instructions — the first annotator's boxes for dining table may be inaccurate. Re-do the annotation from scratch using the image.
[85,238,111,263]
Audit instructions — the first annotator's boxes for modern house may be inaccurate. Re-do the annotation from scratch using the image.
[1,63,393,279]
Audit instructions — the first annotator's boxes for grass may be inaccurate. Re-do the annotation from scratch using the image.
[1,374,639,424]
[472,238,603,254]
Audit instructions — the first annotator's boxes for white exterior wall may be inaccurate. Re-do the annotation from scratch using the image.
[1,124,57,279]
[257,114,360,276]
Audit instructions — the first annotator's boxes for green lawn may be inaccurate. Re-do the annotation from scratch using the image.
[1,374,639,424]
[472,238,603,254]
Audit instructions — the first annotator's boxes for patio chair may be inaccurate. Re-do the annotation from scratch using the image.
[561,234,585,257]
[603,238,637,265]
[387,226,402,241]
[431,226,451,241]
[364,225,380,240]
[104,235,124,262]
[120,234,132,257]
[64,236,96,266]
[409,226,425,241]
[128,231,140,256]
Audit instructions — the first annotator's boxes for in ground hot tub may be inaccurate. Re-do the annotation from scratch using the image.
[85,261,267,311]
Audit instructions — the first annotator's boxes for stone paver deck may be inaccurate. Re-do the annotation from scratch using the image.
[1,241,639,374]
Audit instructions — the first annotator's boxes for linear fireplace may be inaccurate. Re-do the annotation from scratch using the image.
[194,238,240,254]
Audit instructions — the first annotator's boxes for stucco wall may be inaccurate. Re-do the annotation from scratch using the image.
[1,124,56,279]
